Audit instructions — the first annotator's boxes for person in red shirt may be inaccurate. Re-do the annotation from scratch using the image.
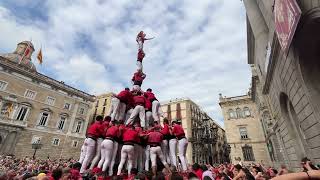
[126,91,146,128]
[132,70,146,92]
[108,88,132,122]
[136,31,154,51]
[168,120,178,168]
[144,88,163,123]
[137,49,145,71]
[117,125,139,176]
[172,120,188,172]
[147,125,171,176]
[145,95,153,129]
[161,118,171,165]
[89,116,111,170]
[97,121,120,174]
[79,115,103,173]
[133,121,144,171]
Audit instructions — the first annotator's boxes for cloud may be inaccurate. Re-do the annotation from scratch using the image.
[0,0,251,127]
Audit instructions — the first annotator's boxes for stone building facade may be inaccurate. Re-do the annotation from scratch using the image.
[0,41,95,159]
[219,94,271,166]
[244,0,320,171]
[91,92,113,121]
[160,98,229,165]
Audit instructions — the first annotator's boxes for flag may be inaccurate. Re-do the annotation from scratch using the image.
[37,48,43,64]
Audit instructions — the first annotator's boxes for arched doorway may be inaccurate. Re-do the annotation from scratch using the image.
[296,8,320,115]
[279,93,309,164]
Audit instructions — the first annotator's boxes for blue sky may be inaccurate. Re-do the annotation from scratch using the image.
[0,0,251,126]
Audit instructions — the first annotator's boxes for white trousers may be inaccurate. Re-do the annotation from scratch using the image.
[161,139,170,164]
[152,100,163,123]
[79,144,86,164]
[150,146,168,167]
[108,141,118,176]
[97,139,113,172]
[125,109,133,124]
[178,138,188,171]
[145,145,150,171]
[117,145,135,176]
[108,98,126,121]
[137,61,143,71]
[80,138,96,173]
[134,144,144,171]
[145,111,153,128]
[169,138,177,168]
[90,138,103,169]
[126,105,145,127]
[132,85,141,92]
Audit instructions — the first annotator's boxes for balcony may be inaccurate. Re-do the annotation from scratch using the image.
[0,115,27,127]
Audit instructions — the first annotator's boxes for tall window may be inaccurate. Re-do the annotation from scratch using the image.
[0,81,8,91]
[46,96,55,106]
[239,127,248,139]
[72,140,78,148]
[102,107,106,115]
[52,138,60,146]
[79,107,85,115]
[228,109,236,119]
[24,90,36,99]
[57,116,66,130]
[236,108,243,118]
[16,105,30,121]
[242,145,255,161]
[63,103,71,110]
[243,107,251,117]
[103,98,107,106]
[38,112,49,126]
[75,120,83,133]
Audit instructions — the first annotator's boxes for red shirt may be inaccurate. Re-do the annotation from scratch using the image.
[132,72,146,82]
[144,91,157,101]
[145,99,152,110]
[148,131,163,144]
[106,125,119,138]
[116,90,133,104]
[137,49,145,62]
[101,121,110,138]
[172,124,185,138]
[195,169,203,180]
[122,128,138,143]
[87,122,104,138]
[133,95,146,107]
[161,124,170,135]
[135,126,143,144]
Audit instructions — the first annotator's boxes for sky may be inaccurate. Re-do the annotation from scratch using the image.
[0,0,251,126]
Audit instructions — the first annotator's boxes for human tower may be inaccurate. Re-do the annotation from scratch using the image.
[78,31,188,177]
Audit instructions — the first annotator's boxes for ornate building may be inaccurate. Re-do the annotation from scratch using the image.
[0,41,95,159]
[160,98,229,165]
[219,94,271,166]
[91,92,113,121]
[244,0,320,171]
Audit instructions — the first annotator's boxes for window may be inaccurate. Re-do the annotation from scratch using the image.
[16,105,30,121]
[24,90,36,99]
[46,96,55,106]
[72,140,78,148]
[243,107,251,117]
[102,107,106,115]
[57,116,66,130]
[63,103,71,110]
[38,112,49,126]
[103,99,107,105]
[52,138,60,146]
[242,145,255,161]
[0,81,8,91]
[31,136,41,144]
[228,109,236,119]
[96,100,99,107]
[75,120,83,133]
[79,107,85,115]
[239,127,248,139]
[236,108,243,118]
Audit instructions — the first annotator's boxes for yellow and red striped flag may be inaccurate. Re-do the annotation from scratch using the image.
[37,48,43,64]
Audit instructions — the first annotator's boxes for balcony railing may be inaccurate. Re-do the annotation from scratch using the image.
[0,115,27,127]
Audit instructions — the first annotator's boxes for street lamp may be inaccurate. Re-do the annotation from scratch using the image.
[31,142,42,159]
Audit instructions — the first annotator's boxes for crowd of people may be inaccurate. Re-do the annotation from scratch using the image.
[1,154,320,180]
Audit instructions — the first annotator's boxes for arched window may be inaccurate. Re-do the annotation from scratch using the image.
[243,107,251,117]
[228,109,236,119]
[236,108,243,118]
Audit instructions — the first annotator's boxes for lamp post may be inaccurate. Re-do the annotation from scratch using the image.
[31,142,42,159]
